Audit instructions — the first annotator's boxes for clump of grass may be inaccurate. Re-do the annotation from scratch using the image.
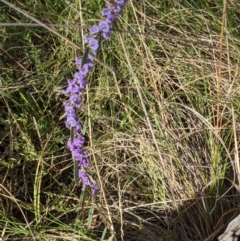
[0,0,240,240]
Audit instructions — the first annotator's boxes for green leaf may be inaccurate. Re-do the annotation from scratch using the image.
[87,204,95,229]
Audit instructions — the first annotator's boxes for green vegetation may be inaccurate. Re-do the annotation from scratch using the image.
[0,0,240,240]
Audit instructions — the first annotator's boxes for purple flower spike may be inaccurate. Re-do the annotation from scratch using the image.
[63,0,128,195]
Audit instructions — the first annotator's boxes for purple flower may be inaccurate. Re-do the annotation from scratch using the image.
[74,71,84,81]
[75,57,82,66]
[78,170,99,195]
[102,30,112,40]
[99,20,110,33]
[74,120,81,132]
[76,76,87,90]
[62,80,79,95]
[74,73,84,87]
[84,36,99,53]
[105,13,116,24]
[67,138,74,151]
[67,136,85,151]
[70,94,81,107]
[92,186,99,195]
[82,55,94,70]
[80,64,91,75]
[113,5,122,13]
[74,152,89,168]
[65,105,76,116]
[65,116,77,128]
[75,56,93,70]
[74,135,85,146]
[115,0,127,5]
[89,25,100,35]
[102,7,112,18]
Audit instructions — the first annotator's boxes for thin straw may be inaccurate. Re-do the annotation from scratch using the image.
[0,22,88,29]
[0,21,218,49]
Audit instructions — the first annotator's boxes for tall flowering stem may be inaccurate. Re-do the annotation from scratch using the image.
[62,0,128,195]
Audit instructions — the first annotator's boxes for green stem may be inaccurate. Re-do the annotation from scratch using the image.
[70,127,78,183]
